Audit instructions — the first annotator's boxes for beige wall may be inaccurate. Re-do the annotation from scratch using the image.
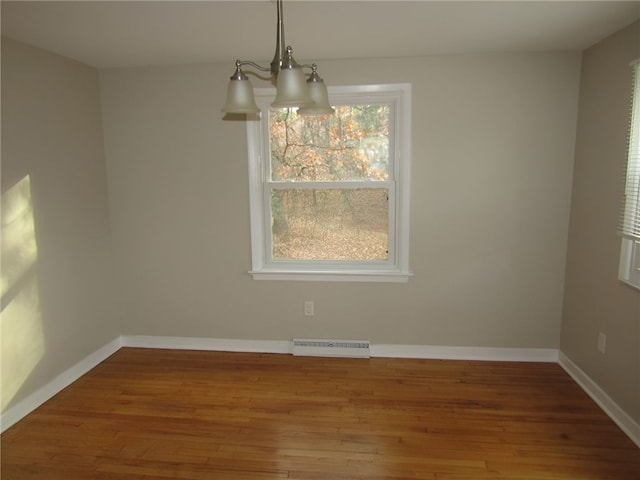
[1,38,120,412]
[100,52,581,348]
[562,21,640,423]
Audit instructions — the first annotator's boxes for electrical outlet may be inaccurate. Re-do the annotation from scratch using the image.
[597,332,607,354]
[304,301,314,316]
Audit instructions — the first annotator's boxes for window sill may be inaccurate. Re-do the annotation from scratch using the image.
[619,277,640,292]
[249,269,413,283]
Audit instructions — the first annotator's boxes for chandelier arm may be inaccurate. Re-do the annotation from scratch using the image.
[236,60,272,73]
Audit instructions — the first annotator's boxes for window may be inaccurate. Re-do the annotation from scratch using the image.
[619,60,640,289]
[246,84,411,282]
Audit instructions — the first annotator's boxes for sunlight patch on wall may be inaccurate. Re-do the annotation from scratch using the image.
[1,175,45,412]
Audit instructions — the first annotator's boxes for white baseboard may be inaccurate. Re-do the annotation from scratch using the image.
[559,351,640,448]
[372,344,559,362]
[122,336,559,363]
[0,336,122,433]
[121,335,292,354]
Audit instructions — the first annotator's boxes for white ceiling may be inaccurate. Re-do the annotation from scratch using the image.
[2,1,640,69]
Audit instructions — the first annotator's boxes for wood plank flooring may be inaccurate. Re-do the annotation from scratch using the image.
[2,348,639,479]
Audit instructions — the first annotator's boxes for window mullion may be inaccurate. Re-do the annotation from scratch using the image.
[266,180,393,190]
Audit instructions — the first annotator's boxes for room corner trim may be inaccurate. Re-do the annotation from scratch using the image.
[559,351,640,448]
[0,337,122,434]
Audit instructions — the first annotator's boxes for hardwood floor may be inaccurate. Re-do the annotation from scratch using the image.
[2,348,639,479]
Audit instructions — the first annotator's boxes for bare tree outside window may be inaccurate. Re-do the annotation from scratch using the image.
[268,106,391,261]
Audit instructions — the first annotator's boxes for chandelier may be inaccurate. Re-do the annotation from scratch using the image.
[221,0,334,117]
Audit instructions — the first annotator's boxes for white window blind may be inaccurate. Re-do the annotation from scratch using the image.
[619,60,640,240]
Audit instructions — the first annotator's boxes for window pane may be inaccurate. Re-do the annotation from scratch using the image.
[269,105,390,182]
[271,188,388,261]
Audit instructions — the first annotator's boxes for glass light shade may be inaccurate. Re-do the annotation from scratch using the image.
[222,77,260,114]
[271,67,314,108]
[297,80,335,116]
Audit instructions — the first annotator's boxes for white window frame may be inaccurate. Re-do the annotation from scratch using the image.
[619,60,640,290]
[246,84,412,282]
